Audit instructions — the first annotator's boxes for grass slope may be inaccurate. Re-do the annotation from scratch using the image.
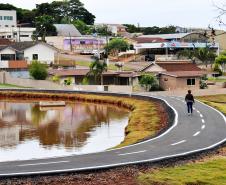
[138,157,226,185]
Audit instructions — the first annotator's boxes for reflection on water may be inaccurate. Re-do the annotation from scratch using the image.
[0,101,129,161]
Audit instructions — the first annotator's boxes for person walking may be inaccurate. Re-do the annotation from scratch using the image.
[185,90,195,116]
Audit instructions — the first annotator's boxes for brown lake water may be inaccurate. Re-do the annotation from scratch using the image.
[0,100,129,162]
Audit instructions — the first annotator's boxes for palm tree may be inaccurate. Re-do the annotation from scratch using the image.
[195,47,216,68]
[87,58,108,85]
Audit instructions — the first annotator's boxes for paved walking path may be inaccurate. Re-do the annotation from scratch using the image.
[0,93,225,177]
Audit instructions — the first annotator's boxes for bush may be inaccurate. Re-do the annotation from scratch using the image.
[139,74,158,91]
[213,63,223,76]
[52,75,60,83]
[82,77,89,85]
[29,61,48,80]
[64,77,73,86]
[200,80,208,89]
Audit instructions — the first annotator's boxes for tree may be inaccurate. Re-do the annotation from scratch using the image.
[177,49,196,60]
[195,47,216,68]
[33,15,57,42]
[29,61,48,80]
[139,74,158,91]
[87,59,108,85]
[123,24,141,33]
[95,25,113,36]
[73,20,92,35]
[105,38,129,57]
[215,53,226,73]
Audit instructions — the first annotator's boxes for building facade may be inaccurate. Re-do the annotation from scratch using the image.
[0,10,17,28]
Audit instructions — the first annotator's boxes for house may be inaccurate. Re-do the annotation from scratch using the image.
[45,24,82,51]
[48,69,140,86]
[134,33,219,57]
[0,10,36,42]
[95,23,128,36]
[140,61,205,90]
[0,41,58,67]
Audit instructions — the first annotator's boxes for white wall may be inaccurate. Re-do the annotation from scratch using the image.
[0,48,16,55]
[24,44,57,65]
[0,10,17,28]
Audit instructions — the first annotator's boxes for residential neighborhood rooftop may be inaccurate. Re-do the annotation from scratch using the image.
[54,24,82,37]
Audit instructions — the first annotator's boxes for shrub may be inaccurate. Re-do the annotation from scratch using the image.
[139,74,158,91]
[52,75,60,83]
[64,77,73,86]
[82,77,89,85]
[29,61,48,80]
[200,80,208,89]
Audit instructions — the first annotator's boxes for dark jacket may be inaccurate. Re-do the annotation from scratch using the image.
[185,94,195,103]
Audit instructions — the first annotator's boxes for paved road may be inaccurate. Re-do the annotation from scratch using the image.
[0,94,225,177]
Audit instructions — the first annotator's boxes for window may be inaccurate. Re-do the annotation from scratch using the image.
[5,25,8,27]
[4,16,13,20]
[187,78,196,86]
[32,54,38,60]
[80,41,86,45]
[0,16,2,20]
[1,54,15,61]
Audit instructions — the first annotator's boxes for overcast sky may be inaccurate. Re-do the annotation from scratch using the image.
[2,0,226,29]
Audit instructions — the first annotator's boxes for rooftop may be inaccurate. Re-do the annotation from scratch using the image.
[139,33,193,40]
[157,62,202,72]
[160,71,205,77]
[133,37,168,43]
[54,24,82,37]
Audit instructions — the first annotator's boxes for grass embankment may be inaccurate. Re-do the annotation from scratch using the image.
[0,91,165,148]
[208,77,226,83]
[197,94,226,115]
[138,157,226,185]
[138,94,226,185]
[0,83,31,89]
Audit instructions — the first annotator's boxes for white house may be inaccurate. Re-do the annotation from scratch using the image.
[0,41,58,66]
[23,42,58,64]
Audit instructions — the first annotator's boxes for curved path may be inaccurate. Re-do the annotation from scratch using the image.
[0,93,226,177]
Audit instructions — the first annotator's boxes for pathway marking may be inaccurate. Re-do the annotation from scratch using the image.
[200,114,203,118]
[202,119,205,124]
[118,150,147,156]
[193,131,201,137]
[18,161,70,167]
[171,140,186,146]
[201,125,206,130]
[197,110,200,113]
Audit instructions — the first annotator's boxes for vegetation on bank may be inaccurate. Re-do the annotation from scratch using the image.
[197,94,226,114]
[138,157,226,185]
[0,91,166,148]
[0,84,31,88]
[138,94,226,185]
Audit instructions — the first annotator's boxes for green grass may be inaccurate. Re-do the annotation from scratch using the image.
[76,61,133,71]
[0,83,31,89]
[208,77,226,82]
[197,94,226,114]
[138,157,226,185]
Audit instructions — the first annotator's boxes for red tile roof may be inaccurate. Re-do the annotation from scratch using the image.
[157,62,202,72]
[49,69,140,78]
[161,71,205,77]
[49,69,90,76]
[0,39,12,46]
